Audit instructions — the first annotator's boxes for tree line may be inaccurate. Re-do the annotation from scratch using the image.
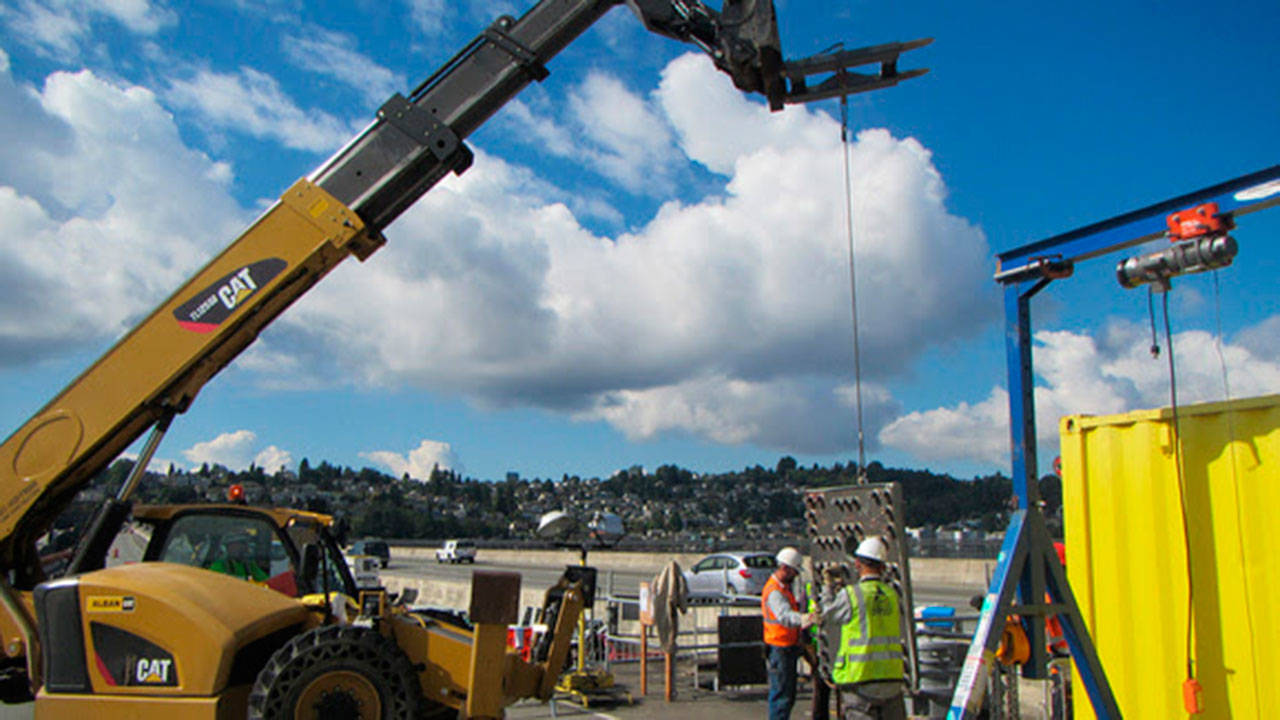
[51,455,1061,545]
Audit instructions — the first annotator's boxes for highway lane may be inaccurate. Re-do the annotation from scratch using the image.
[384,555,982,610]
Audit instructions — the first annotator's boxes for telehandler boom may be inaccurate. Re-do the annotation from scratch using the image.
[0,1,927,716]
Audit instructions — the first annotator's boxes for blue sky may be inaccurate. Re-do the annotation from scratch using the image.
[0,0,1277,484]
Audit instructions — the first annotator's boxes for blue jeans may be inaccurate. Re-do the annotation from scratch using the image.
[767,644,801,720]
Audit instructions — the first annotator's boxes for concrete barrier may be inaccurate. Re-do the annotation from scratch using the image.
[387,547,992,609]
[380,573,551,615]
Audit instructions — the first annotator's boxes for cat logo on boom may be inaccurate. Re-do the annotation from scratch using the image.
[173,258,287,333]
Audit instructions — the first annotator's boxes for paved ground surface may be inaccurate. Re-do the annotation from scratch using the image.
[506,661,805,720]
[505,661,1057,720]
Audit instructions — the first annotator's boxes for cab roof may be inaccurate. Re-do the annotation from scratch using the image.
[132,503,334,529]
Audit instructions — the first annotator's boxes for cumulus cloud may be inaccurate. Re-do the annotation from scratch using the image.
[879,388,1010,467]
[281,28,403,106]
[3,52,994,459]
[879,317,1280,467]
[179,431,292,472]
[253,445,294,473]
[249,54,993,451]
[1235,314,1280,358]
[361,439,460,480]
[505,72,684,195]
[0,63,245,364]
[581,376,899,454]
[120,452,184,475]
[166,66,354,153]
[182,430,253,470]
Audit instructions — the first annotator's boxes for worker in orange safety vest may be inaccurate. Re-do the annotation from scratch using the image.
[763,547,817,720]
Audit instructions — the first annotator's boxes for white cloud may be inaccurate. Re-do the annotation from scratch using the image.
[0,63,245,364]
[1235,314,1280,358]
[248,54,992,451]
[281,29,404,106]
[659,53,834,176]
[2,1,88,58]
[253,445,294,473]
[501,72,683,195]
[878,317,1280,468]
[181,431,293,472]
[361,439,459,480]
[85,0,175,35]
[879,387,1011,467]
[407,0,448,36]
[3,53,993,459]
[166,67,354,153]
[1,0,173,59]
[580,375,899,453]
[120,452,184,475]
[182,430,258,471]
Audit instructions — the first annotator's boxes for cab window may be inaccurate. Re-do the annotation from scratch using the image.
[155,513,297,595]
[286,523,354,597]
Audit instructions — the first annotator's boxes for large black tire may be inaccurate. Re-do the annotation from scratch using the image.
[248,625,426,720]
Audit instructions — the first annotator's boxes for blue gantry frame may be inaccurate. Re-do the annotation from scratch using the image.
[948,165,1280,720]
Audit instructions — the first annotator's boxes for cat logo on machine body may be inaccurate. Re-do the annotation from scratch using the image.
[173,258,287,333]
[90,622,179,687]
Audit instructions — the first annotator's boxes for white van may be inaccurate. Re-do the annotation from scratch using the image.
[435,539,477,564]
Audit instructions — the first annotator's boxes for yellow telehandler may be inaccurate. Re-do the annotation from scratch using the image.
[0,1,926,716]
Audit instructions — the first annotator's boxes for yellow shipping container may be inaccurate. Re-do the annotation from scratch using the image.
[1060,393,1279,719]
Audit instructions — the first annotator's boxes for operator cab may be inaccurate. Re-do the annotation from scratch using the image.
[135,504,357,598]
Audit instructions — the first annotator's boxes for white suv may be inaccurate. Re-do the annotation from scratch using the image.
[435,539,477,564]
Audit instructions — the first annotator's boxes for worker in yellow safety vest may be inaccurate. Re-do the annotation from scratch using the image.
[208,534,268,582]
[817,536,905,720]
[763,547,816,720]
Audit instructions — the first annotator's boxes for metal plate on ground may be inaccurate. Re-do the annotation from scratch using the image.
[470,569,521,625]
[717,615,766,687]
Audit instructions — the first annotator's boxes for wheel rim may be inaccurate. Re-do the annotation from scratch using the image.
[295,670,382,720]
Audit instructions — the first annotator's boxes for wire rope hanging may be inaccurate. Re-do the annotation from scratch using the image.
[838,89,868,483]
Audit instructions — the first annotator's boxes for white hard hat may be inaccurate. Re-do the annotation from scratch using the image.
[776,547,803,570]
[854,536,889,564]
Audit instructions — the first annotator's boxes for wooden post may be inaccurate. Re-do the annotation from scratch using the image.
[640,625,648,696]
[664,652,674,701]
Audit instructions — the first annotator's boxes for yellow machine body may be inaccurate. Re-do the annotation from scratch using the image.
[1060,393,1280,719]
[31,563,310,719]
[22,503,582,719]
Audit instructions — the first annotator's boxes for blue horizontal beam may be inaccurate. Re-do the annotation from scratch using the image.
[996,165,1280,282]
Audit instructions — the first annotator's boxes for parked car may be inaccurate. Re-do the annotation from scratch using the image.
[436,539,477,564]
[348,538,390,568]
[683,552,776,599]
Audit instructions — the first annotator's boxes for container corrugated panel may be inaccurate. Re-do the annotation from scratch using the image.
[1060,393,1279,719]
